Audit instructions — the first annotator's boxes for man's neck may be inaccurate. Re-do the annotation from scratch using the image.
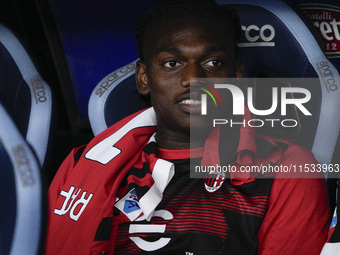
[155,129,206,150]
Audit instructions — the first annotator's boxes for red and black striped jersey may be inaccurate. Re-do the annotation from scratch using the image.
[113,146,329,255]
[45,108,329,255]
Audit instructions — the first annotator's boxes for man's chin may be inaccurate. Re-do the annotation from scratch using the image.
[190,115,214,142]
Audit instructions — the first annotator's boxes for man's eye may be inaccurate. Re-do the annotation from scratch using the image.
[164,61,181,68]
[205,60,222,67]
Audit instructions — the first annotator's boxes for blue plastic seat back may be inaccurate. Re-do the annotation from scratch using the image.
[89,60,150,134]
[0,102,44,255]
[0,24,54,171]
[40,0,161,126]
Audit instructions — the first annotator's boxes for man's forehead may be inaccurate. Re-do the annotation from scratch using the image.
[145,16,233,38]
[143,17,236,57]
[155,46,232,57]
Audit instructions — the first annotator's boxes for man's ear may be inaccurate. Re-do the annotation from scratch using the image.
[136,60,150,95]
[235,60,244,79]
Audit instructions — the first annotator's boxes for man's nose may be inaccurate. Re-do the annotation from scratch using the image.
[181,63,205,87]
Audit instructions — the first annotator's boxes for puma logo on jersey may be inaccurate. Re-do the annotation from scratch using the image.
[54,185,93,221]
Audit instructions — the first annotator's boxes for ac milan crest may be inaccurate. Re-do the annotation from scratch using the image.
[204,171,226,193]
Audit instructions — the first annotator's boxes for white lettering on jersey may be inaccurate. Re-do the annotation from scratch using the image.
[54,185,93,221]
[129,209,173,251]
[85,108,156,164]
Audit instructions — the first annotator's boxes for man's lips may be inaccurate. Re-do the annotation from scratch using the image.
[178,99,202,114]
[179,99,201,105]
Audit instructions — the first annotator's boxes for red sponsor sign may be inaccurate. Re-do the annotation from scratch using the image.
[300,4,340,58]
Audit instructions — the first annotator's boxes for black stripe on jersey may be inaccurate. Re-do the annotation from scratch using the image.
[229,178,274,197]
[143,142,158,156]
[94,217,113,241]
[74,145,86,166]
[126,162,154,197]
[128,183,150,199]
[113,206,122,217]
[127,163,151,179]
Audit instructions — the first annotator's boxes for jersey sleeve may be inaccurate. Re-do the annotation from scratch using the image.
[47,146,85,213]
[257,144,330,255]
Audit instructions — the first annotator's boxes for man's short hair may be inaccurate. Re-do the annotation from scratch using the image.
[134,0,241,61]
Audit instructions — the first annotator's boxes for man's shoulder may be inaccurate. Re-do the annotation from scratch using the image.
[256,135,315,161]
[255,135,323,179]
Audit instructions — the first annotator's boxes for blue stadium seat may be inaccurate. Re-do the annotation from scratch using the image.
[0,24,55,172]
[88,59,149,135]
[36,0,160,132]
[0,102,44,255]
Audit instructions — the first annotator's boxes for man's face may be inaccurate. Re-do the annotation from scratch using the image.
[136,17,243,147]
